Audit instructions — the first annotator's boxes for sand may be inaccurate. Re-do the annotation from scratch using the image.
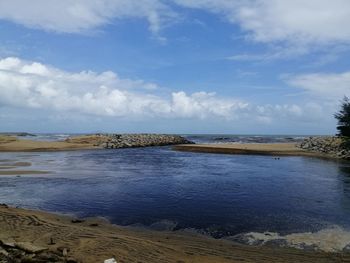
[0,135,102,152]
[0,205,348,263]
[173,143,327,158]
[0,159,49,176]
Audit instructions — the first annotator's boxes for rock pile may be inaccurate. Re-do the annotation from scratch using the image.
[99,134,193,149]
[297,136,350,159]
[0,240,77,263]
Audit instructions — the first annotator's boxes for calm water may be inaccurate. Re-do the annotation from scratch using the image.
[1,140,350,237]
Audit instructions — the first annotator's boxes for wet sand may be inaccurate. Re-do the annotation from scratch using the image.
[0,205,348,263]
[174,143,326,158]
[0,159,49,175]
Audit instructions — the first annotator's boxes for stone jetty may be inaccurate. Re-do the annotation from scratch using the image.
[65,134,193,149]
[101,134,193,149]
[297,136,350,159]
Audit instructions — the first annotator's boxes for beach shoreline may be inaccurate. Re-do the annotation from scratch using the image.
[173,143,334,159]
[0,204,348,263]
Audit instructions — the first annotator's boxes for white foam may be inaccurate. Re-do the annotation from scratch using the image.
[241,226,350,252]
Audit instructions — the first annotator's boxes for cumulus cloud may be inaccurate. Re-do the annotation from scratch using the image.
[0,0,175,34]
[0,56,326,125]
[0,57,251,119]
[286,71,350,99]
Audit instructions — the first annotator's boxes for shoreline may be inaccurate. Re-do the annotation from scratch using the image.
[0,134,191,152]
[0,135,101,152]
[0,205,348,263]
[173,143,335,159]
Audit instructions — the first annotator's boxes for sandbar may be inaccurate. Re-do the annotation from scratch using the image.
[174,143,328,158]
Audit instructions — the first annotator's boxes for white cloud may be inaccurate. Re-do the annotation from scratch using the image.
[1,0,350,48]
[286,71,350,99]
[0,57,251,119]
[0,57,327,126]
[174,0,350,46]
[0,0,175,35]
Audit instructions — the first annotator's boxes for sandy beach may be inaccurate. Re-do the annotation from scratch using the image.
[0,135,101,152]
[0,205,348,263]
[173,143,328,158]
[0,136,319,158]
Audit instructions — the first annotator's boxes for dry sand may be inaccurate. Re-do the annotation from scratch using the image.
[0,205,348,263]
[174,143,327,158]
[0,135,102,152]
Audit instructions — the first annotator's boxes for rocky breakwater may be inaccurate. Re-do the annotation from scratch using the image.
[65,134,193,149]
[101,134,193,149]
[297,136,350,160]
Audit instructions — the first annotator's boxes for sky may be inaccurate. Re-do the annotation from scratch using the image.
[0,0,349,134]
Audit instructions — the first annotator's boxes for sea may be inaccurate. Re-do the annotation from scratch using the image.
[0,134,349,238]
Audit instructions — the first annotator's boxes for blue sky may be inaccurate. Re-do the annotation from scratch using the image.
[0,0,349,134]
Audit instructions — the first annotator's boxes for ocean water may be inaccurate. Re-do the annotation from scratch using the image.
[0,135,350,238]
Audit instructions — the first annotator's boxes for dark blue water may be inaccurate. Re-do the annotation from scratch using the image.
[1,145,350,237]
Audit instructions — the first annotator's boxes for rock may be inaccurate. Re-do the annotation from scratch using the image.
[104,258,117,263]
[90,134,194,149]
[297,136,350,159]
[0,247,9,257]
[15,242,48,253]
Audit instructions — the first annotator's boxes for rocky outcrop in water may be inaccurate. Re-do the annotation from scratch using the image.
[297,136,350,160]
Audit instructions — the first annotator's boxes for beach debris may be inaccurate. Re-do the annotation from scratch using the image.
[57,246,70,254]
[49,237,56,245]
[71,219,85,223]
[104,258,117,263]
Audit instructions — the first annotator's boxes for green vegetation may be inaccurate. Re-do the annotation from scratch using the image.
[335,96,350,148]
